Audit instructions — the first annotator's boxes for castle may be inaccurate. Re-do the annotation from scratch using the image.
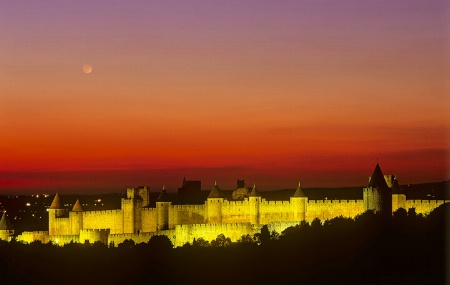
[1,164,448,247]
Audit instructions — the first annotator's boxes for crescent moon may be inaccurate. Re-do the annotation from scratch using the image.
[83,65,93,74]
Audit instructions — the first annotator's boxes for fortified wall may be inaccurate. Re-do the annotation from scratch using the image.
[9,164,449,246]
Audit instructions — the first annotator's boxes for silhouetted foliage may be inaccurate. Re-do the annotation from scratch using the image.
[192,237,210,247]
[148,235,173,250]
[210,234,231,247]
[0,204,447,285]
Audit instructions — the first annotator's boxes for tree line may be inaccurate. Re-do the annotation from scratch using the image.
[0,204,447,285]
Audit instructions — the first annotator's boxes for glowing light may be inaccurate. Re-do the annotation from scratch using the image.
[26,203,31,206]
[83,64,93,74]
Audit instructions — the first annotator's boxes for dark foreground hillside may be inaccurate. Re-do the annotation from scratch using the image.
[0,204,448,285]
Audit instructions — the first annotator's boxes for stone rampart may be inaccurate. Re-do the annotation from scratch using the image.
[405,199,449,215]
[306,199,364,222]
[83,210,123,234]
[169,205,205,228]
[17,231,49,244]
[222,200,250,223]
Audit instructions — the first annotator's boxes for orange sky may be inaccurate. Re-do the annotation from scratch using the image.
[0,1,449,193]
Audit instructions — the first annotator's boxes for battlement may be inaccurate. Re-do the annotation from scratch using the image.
[308,199,362,204]
[178,222,252,229]
[223,200,249,205]
[140,207,156,212]
[172,205,205,211]
[21,231,49,235]
[80,228,110,233]
[266,201,290,205]
[83,209,122,215]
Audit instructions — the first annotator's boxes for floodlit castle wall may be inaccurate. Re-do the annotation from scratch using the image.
[52,217,71,236]
[173,223,254,247]
[16,231,49,244]
[156,202,170,231]
[259,200,292,224]
[392,194,407,213]
[0,230,11,241]
[141,208,157,232]
[48,209,67,236]
[290,197,307,222]
[122,198,135,233]
[206,198,223,224]
[69,211,83,235]
[82,210,123,234]
[49,234,79,246]
[306,200,364,222]
[405,200,449,215]
[79,229,110,244]
[222,200,251,223]
[109,230,176,247]
[169,205,205,229]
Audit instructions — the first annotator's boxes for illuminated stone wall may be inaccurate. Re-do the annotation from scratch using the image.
[169,204,205,228]
[173,223,254,247]
[140,208,157,232]
[405,199,449,215]
[0,230,10,241]
[306,200,365,222]
[82,210,123,234]
[49,234,79,246]
[19,182,450,247]
[222,200,250,223]
[259,200,292,224]
[79,229,110,244]
[17,231,49,244]
[52,216,71,236]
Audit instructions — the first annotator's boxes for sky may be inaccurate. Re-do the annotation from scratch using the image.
[1,0,449,194]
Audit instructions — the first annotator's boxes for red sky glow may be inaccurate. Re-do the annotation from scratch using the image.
[1,1,449,194]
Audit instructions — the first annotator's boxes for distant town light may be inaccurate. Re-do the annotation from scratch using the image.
[26,203,31,206]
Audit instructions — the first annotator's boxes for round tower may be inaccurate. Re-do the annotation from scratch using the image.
[0,211,14,241]
[48,193,66,236]
[156,187,171,231]
[391,177,406,213]
[70,199,84,235]
[207,181,224,224]
[363,163,392,216]
[290,181,307,222]
[248,183,261,225]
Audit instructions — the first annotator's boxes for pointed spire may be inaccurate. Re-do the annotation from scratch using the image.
[156,188,170,202]
[49,193,62,209]
[0,211,13,231]
[249,183,260,197]
[391,178,403,194]
[293,181,306,197]
[368,163,388,189]
[72,199,84,212]
[208,181,224,198]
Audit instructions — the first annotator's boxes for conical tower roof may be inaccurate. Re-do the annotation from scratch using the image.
[293,181,306,197]
[249,183,260,197]
[49,193,62,209]
[391,178,403,194]
[208,181,224,198]
[368,163,388,189]
[156,188,170,202]
[0,212,13,231]
[72,199,84,212]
